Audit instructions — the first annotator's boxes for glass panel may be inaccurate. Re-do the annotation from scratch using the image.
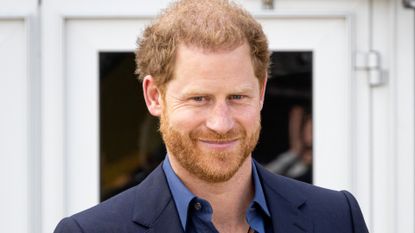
[99,52,165,201]
[99,51,313,201]
[252,51,313,184]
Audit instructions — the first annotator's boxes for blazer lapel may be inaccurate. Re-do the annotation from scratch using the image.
[130,161,313,233]
[131,165,184,233]
[255,161,313,233]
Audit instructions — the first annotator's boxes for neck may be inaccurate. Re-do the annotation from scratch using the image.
[168,154,254,232]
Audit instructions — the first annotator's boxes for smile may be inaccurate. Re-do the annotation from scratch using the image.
[198,139,239,149]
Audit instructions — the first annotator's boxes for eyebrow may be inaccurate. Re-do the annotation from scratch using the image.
[181,88,253,98]
[181,85,256,97]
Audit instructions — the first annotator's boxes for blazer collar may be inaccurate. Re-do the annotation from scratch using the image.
[131,164,184,233]
[131,161,312,233]
[255,161,313,233]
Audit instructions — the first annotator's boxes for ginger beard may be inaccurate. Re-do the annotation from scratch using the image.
[159,109,261,183]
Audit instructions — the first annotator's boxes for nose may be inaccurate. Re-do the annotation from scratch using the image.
[205,101,234,134]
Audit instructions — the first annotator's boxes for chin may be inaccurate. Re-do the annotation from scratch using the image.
[190,152,249,182]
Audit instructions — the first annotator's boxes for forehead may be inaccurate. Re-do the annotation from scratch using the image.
[175,43,252,69]
[168,43,258,92]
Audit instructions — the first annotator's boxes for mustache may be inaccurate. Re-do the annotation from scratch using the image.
[189,128,245,141]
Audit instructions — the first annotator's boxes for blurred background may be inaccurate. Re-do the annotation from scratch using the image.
[0,0,414,232]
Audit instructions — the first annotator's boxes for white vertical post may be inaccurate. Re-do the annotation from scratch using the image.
[371,0,415,232]
[393,0,415,232]
[0,2,39,233]
[41,1,66,232]
[370,0,394,232]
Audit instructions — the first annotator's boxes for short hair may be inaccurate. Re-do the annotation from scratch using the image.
[135,0,269,90]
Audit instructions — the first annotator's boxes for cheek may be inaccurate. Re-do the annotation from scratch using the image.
[167,108,206,130]
[233,107,261,128]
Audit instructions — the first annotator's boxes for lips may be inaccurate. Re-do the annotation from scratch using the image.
[197,138,239,149]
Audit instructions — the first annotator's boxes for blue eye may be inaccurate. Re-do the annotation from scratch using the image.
[230,95,243,100]
[191,96,206,102]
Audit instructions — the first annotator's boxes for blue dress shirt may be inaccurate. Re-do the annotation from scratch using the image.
[163,156,271,233]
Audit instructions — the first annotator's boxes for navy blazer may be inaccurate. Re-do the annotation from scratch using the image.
[54,162,369,233]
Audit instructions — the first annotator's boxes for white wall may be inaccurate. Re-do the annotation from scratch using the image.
[0,18,30,233]
[0,0,41,232]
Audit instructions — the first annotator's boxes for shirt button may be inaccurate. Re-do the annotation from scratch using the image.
[194,202,202,211]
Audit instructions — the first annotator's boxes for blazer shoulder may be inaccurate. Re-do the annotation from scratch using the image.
[341,190,369,233]
[53,164,173,233]
[255,161,368,232]
[54,217,84,233]
[55,186,142,233]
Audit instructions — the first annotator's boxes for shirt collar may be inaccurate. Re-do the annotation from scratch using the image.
[162,155,271,230]
[251,160,271,217]
[163,156,195,229]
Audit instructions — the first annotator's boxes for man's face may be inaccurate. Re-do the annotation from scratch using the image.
[160,43,265,183]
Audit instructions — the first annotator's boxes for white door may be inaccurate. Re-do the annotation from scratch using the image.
[42,0,374,232]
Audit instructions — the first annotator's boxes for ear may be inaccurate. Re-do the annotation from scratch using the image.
[142,75,163,117]
[259,75,268,110]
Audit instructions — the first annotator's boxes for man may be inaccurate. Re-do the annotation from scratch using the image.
[54,0,369,232]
